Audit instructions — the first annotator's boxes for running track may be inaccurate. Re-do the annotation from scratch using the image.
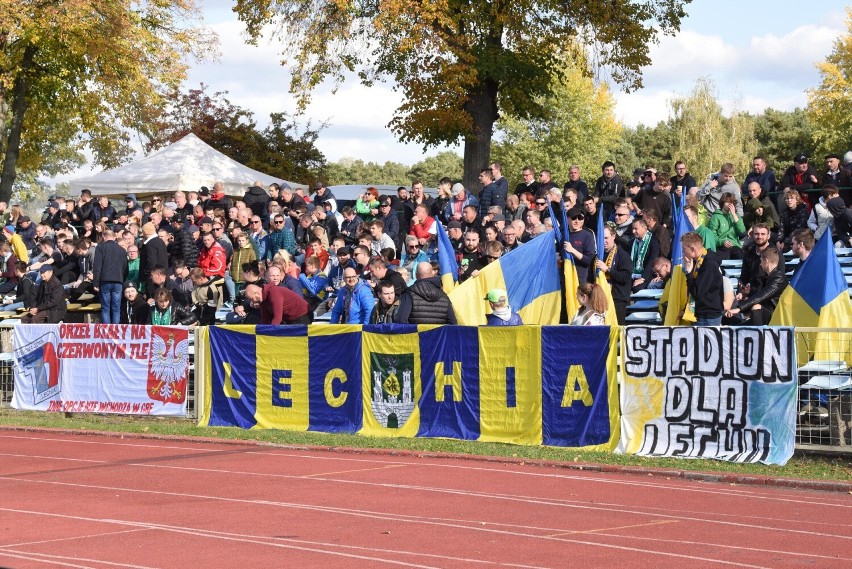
[0,431,849,569]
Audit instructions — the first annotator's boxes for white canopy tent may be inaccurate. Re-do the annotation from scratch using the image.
[69,133,305,199]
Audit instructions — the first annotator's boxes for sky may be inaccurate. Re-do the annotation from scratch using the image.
[61,0,848,181]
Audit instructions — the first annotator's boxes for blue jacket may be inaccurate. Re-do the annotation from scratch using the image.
[479,181,507,217]
[486,311,523,326]
[329,281,375,324]
[444,194,479,223]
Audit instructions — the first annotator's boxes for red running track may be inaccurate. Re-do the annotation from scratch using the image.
[0,430,849,569]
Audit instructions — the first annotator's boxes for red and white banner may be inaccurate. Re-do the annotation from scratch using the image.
[12,324,190,416]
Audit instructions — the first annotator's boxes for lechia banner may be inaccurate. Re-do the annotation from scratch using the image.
[12,324,190,416]
[618,326,798,465]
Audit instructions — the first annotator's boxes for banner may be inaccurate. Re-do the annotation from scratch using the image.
[198,324,619,450]
[12,324,190,416]
[619,326,798,465]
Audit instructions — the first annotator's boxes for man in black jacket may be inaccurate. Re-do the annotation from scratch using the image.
[726,247,787,325]
[682,231,725,326]
[22,265,66,323]
[139,222,168,294]
[243,181,271,222]
[93,229,128,324]
[395,262,457,324]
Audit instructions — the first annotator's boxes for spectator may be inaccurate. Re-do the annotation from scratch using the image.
[639,176,674,229]
[479,169,505,217]
[595,224,632,324]
[197,232,227,279]
[537,169,558,196]
[368,219,396,256]
[643,209,671,260]
[778,189,810,251]
[3,225,28,264]
[645,257,671,291]
[93,229,127,324]
[149,288,197,325]
[629,218,661,292]
[742,182,780,234]
[299,255,329,311]
[2,261,35,312]
[485,288,523,326]
[670,161,697,196]
[367,256,407,299]
[369,279,400,324]
[726,247,787,325]
[681,231,725,326]
[592,161,624,219]
[698,163,742,216]
[21,265,66,324]
[355,187,380,222]
[190,267,222,325]
[827,196,852,247]
[780,154,820,206]
[808,185,839,240]
[706,192,746,260]
[504,194,527,223]
[741,155,776,200]
[447,182,479,222]
[395,262,457,324]
[569,282,608,325]
[329,267,375,324]
[120,281,150,325]
[562,207,596,282]
[264,213,297,263]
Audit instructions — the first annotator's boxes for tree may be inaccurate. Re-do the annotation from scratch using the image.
[623,122,676,175]
[807,8,852,156]
[491,52,622,189]
[668,78,756,180]
[233,0,689,192]
[147,84,327,184]
[325,158,410,186]
[408,152,463,186]
[752,108,814,172]
[0,0,214,202]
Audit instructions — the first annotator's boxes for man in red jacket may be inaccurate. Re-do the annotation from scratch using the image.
[244,282,311,325]
[197,232,226,278]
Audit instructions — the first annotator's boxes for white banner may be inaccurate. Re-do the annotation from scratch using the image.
[12,324,190,417]
[618,326,798,465]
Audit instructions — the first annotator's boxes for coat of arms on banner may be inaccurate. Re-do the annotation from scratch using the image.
[147,327,190,404]
[369,352,415,428]
[15,331,61,404]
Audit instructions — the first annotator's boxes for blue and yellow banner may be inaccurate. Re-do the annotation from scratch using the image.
[198,324,619,450]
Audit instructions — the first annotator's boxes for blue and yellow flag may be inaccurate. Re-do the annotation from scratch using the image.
[662,192,694,325]
[436,220,459,293]
[448,230,561,325]
[771,231,852,364]
[595,207,617,326]
[560,199,580,320]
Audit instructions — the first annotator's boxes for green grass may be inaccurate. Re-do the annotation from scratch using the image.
[1,409,850,483]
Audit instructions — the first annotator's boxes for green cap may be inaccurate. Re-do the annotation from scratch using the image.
[484,288,507,303]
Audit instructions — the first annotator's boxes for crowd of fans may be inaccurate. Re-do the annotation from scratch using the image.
[0,150,849,327]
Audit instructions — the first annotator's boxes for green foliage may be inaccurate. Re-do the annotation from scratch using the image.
[807,8,852,156]
[146,84,326,184]
[752,108,815,172]
[622,122,676,176]
[492,54,622,188]
[407,152,464,186]
[232,0,690,186]
[325,158,410,186]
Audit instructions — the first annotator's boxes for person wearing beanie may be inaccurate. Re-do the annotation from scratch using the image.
[2,225,28,264]
[120,281,150,324]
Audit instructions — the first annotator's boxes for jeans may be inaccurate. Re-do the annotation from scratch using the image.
[224,273,236,303]
[695,316,723,326]
[99,282,122,324]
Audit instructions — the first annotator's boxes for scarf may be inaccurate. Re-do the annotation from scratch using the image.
[631,233,651,275]
[603,247,616,282]
[491,305,513,322]
[690,250,706,279]
[151,307,172,326]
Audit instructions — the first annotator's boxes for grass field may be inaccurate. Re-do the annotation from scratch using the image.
[1,409,850,483]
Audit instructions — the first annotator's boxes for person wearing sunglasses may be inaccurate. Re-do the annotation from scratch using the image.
[263,215,296,265]
[562,207,596,282]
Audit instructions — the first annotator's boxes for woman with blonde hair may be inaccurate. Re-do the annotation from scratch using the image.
[569,282,608,325]
[312,225,330,250]
[271,248,301,279]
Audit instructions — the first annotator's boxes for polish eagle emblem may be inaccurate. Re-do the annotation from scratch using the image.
[148,330,189,403]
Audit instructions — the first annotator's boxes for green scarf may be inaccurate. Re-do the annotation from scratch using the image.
[151,307,172,326]
[631,233,651,275]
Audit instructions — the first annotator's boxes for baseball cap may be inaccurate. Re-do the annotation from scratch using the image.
[123,281,138,291]
[451,183,465,196]
[447,220,462,229]
[3,225,14,234]
[632,168,645,177]
[492,213,506,222]
[199,186,210,196]
[39,264,54,274]
[48,201,60,209]
[336,247,349,257]
[313,181,325,190]
[280,182,292,191]
[825,153,841,160]
[484,288,507,303]
[644,167,657,175]
[199,216,214,225]
[794,153,808,164]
